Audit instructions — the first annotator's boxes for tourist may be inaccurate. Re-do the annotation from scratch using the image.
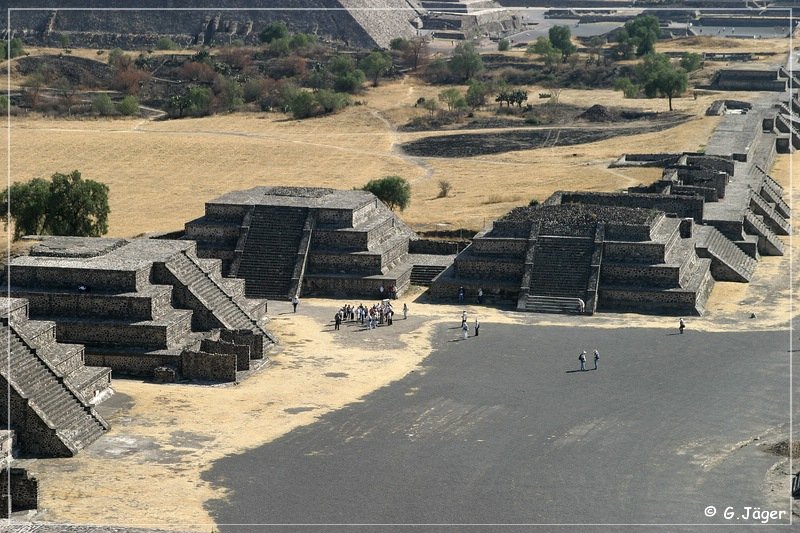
[579,351,587,371]
[462,321,469,340]
[477,287,483,304]
[334,312,341,331]
[679,318,686,334]
[593,349,599,370]
[461,310,467,328]
[474,317,480,337]
[458,286,465,304]
[292,295,299,313]
[403,303,408,320]
[379,284,385,298]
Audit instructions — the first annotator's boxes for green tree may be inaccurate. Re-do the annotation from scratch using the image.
[1,38,25,60]
[260,21,289,43]
[636,53,688,111]
[1,171,110,240]
[116,95,140,116]
[680,52,702,72]
[360,50,392,86]
[289,33,315,50]
[362,175,411,211]
[549,25,576,60]
[314,89,350,113]
[92,93,115,115]
[390,37,409,51]
[613,77,639,98]
[58,33,70,50]
[107,47,124,66]
[334,69,365,93]
[156,37,178,50]
[423,98,438,117]
[448,42,483,82]
[438,87,466,112]
[616,15,660,58]
[527,36,560,70]
[0,95,8,113]
[466,79,489,109]
[498,38,510,52]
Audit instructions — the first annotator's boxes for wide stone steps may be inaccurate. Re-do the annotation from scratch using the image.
[744,211,785,256]
[749,191,790,235]
[754,166,784,197]
[528,237,594,300]
[523,295,584,314]
[169,253,265,335]
[695,226,757,283]
[410,265,447,286]
[238,206,307,298]
[1,324,106,455]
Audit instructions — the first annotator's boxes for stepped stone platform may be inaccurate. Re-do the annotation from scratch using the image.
[430,204,714,316]
[186,187,419,300]
[6,236,274,383]
[0,298,109,457]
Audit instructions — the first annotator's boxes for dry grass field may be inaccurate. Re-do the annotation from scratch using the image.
[1,36,792,239]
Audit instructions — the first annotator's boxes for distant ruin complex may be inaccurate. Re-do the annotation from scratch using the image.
[431,86,792,315]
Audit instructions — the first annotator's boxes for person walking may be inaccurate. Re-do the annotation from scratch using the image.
[403,303,408,320]
[679,318,686,334]
[474,317,480,337]
[461,310,467,328]
[292,295,299,313]
[334,312,341,331]
[593,349,599,370]
[477,287,483,304]
[462,321,469,340]
[458,286,465,304]
[579,351,587,371]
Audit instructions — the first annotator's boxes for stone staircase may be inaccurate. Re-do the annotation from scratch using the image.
[749,191,790,235]
[527,236,595,301]
[0,322,108,457]
[520,295,585,314]
[744,211,785,256]
[410,265,447,286]
[754,165,784,196]
[237,205,308,299]
[165,251,271,339]
[695,225,758,282]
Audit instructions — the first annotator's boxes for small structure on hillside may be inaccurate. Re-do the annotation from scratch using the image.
[185,186,419,299]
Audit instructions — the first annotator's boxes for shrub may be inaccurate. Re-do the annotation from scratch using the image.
[315,89,350,113]
[334,69,365,93]
[260,22,289,43]
[363,176,411,211]
[91,93,115,115]
[498,38,510,52]
[614,77,639,98]
[115,95,139,116]
[156,37,178,50]
[437,180,452,198]
[180,61,216,82]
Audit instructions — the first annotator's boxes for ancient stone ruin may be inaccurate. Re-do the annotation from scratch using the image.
[0,297,109,458]
[185,186,419,299]
[6,236,274,383]
[430,89,792,315]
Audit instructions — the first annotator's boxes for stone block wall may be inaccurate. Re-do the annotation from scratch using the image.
[201,338,251,371]
[57,312,191,350]
[603,242,666,264]
[8,265,144,293]
[203,203,251,223]
[181,350,237,382]
[558,192,705,223]
[220,328,266,359]
[85,353,181,376]
[13,288,172,321]
[469,237,528,257]
[408,239,465,255]
[0,468,38,517]
[601,264,683,288]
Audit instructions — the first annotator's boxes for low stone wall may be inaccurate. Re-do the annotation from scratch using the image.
[307,251,383,275]
[603,242,666,263]
[317,207,357,228]
[184,220,240,243]
[559,192,705,223]
[181,351,237,382]
[303,266,412,298]
[469,237,528,257]
[14,289,168,321]
[201,338,251,371]
[455,256,524,281]
[9,265,144,293]
[672,185,718,202]
[58,317,186,349]
[220,328,266,359]
[598,287,701,315]
[408,239,466,255]
[204,203,250,223]
[85,353,181,377]
[601,264,682,288]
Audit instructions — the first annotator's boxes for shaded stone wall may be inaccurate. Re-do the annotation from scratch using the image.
[558,192,705,223]
[8,265,145,293]
[0,385,72,457]
[0,468,38,516]
[181,351,237,382]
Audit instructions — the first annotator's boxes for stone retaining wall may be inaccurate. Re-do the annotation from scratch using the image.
[559,192,704,223]
[85,353,181,376]
[0,467,38,516]
[8,265,146,293]
[181,350,237,382]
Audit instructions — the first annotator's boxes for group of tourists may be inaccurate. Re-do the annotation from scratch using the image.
[333,301,409,331]
[578,350,600,371]
[459,310,480,340]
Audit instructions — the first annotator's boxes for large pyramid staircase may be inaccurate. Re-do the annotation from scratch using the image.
[236,205,310,299]
[0,307,108,457]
